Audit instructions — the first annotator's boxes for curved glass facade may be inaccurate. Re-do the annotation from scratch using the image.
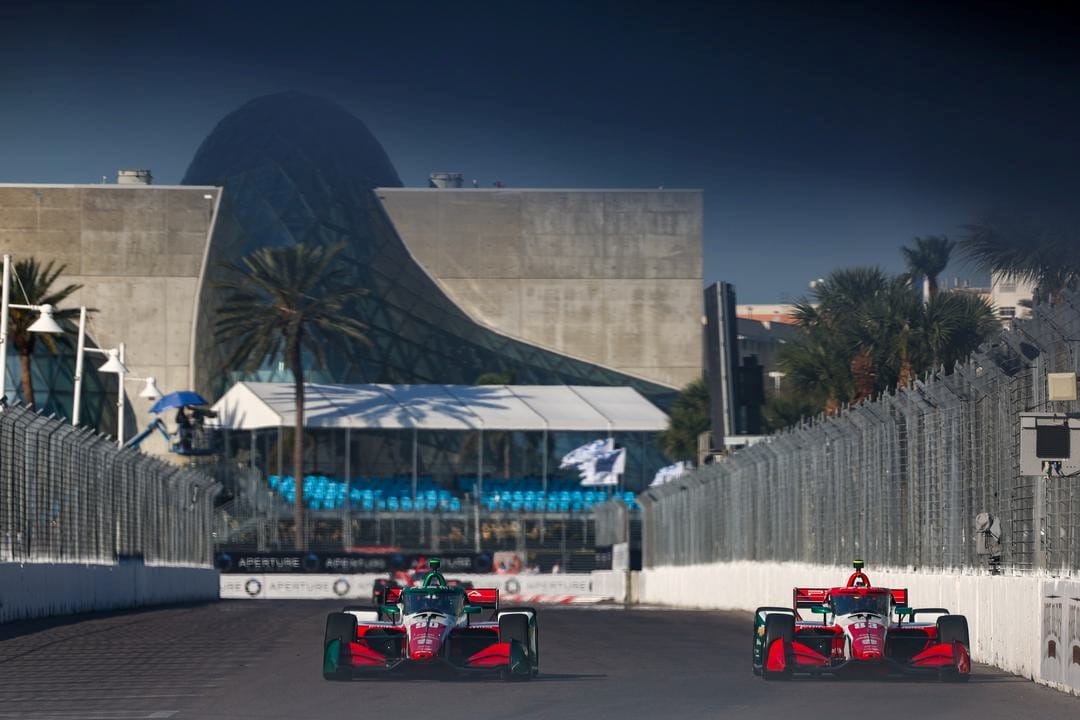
[4,342,123,436]
[183,92,675,409]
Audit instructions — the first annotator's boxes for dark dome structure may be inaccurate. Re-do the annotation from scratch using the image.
[184,92,673,408]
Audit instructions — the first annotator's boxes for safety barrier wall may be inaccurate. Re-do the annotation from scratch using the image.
[0,562,219,623]
[640,561,1080,695]
[221,572,609,603]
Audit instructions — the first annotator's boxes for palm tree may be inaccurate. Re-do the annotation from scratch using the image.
[214,242,372,550]
[779,266,997,420]
[659,378,710,461]
[960,215,1080,305]
[7,258,82,409]
[901,235,954,303]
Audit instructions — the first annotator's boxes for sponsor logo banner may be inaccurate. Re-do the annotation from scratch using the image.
[220,573,604,601]
[215,551,483,574]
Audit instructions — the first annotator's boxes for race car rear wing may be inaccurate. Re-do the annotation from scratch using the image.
[465,588,499,609]
[793,588,829,618]
[793,587,910,618]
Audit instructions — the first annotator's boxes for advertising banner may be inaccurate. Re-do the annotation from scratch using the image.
[220,572,608,602]
[215,551,485,574]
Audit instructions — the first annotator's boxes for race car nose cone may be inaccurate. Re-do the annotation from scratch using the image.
[853,646,883,661]
[410,650,435,661]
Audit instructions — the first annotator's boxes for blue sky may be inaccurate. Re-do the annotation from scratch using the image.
[2,1,1077,302]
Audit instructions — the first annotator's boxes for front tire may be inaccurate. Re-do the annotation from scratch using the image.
[323,613,357,681]
[499,614,534,680]
[937,615,970,683]
[762,614,795,681]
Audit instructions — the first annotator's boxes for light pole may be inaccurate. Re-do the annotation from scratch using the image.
[71,306,162,443]
[76,339,162,447]
[1,254,65,402]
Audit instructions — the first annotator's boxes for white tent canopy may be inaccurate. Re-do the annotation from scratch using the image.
[212,382,669,433]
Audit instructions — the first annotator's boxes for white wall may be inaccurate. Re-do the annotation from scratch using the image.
[221,573,607,601]
[0,562,219,624]
[640,561,1080,695]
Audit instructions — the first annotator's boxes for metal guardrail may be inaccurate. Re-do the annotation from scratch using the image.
[639,293,1080,574]
[0,404,220,566]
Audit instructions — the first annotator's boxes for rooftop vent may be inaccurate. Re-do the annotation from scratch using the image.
[117,169,153,185]
[429,172,463,189]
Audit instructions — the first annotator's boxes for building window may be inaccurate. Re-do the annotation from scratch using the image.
[999,306,1016,318]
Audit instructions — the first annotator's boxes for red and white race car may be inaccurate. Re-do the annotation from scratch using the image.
[323,558,538,680]
[752,560,971,681]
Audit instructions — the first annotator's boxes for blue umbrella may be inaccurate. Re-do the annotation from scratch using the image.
[150,390,209,414]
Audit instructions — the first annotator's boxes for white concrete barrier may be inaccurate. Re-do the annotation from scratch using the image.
[640,561,1080,696]
[0,562,220,624]
[221,572,609,603]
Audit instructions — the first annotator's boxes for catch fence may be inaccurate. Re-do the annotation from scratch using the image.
[639,293,1080,575]
[0,404,220,566]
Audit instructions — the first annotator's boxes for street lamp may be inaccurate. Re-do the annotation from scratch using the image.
[0,254,65,402]
[71,306,162,446]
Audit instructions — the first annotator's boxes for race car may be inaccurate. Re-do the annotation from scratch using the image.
[323,558,539,680]
[752,560,971,681]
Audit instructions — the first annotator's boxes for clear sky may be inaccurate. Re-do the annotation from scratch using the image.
[2,1,1077,302]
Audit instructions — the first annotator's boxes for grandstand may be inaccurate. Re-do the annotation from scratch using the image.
[265,474,637,513]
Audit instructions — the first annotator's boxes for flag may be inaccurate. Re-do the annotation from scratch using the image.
[559,438,613,469]
[580,448,625,486]
[650,461,690,487]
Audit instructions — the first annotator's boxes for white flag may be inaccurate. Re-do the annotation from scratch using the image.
[559,438,613,469]
[580,448,625,486]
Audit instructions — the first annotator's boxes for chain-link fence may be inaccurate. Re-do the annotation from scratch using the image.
[0,404,220,566]
[640,293,1080,575]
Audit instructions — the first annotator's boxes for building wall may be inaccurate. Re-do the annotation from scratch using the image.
[0,184,220,451]
[378,189,703,389]
[991,271,1035,321]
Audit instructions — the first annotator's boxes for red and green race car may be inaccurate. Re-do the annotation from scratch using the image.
[752,560,971,681]
[323,558,539,680]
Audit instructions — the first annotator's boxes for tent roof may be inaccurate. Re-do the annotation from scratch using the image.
[211,382,668,432]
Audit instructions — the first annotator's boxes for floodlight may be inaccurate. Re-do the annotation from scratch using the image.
[28,304,64,334]
[138,376,163,400]
[97,348,129,375]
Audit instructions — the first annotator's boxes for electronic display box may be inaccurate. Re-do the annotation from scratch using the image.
[1019,413,1080,476]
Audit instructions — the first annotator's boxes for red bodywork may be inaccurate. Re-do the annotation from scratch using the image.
[763,568,970,679]
[338,586,518,673]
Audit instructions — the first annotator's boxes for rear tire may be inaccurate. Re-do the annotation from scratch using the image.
[499,614,533,681]
[323,613,357,681]
[762,614,795,681]
[937,615,970,683]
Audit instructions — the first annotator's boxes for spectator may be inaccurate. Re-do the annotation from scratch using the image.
[175,407,193,452]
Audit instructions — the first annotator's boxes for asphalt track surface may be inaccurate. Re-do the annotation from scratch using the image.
[2,601,1079,720]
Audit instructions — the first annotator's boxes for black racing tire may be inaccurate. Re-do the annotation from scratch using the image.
[499,614,533,681]
[937,615,969,647]
[762,614,795,681]
[937,615,970,683]
[323,613,357,681]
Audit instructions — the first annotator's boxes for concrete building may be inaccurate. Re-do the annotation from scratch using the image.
[990,272,1035,321]
[379,189,702,389]
[736,303,799,325]
[0,182,220,452]
[1,92,702,456]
